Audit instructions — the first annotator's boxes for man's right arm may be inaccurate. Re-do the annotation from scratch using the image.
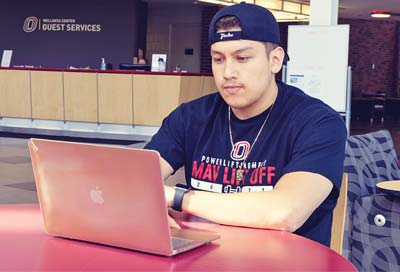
[160,156,174,181]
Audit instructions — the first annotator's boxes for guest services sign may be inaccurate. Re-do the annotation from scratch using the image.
[23,16,102,33]
[1,0,139,68]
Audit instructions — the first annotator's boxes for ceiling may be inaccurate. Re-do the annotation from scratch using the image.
[143,0,400,21]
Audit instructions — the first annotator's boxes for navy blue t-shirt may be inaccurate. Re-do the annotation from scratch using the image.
[146,80,347,247]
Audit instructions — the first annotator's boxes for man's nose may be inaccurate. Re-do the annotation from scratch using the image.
[223,60,238,80]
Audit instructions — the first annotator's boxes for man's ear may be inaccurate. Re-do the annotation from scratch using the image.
[269,47,285,74]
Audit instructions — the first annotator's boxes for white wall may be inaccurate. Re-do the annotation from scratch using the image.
[146,5,202,72]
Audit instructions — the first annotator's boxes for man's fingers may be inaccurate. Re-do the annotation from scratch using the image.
[168,215,181,229]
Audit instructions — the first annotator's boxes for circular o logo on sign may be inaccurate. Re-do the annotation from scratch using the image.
[23,16,39,32]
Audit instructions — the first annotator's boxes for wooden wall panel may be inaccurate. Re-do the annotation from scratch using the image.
[64,72,98,122]
[179,76,203,104]
[133,75,180,126]
[98,73,133,124]
[201,76,217,96]
[31,71,64,120]
[0,70,31,118]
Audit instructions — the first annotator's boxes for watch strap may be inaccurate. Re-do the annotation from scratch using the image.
[172,185,189,212]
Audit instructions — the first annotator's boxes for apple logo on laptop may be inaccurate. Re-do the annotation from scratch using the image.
[90,187,104,204]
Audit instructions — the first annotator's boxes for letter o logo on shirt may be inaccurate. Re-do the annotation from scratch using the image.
[23,17,39,32]
[230,141,250,161]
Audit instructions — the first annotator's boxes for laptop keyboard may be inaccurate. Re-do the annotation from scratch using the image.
[171,237,194,249]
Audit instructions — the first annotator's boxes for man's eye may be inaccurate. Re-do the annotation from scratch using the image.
[237,56,250,62]
[213,57,224,63]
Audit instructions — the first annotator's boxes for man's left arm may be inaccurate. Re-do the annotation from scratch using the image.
[164,170,332,232]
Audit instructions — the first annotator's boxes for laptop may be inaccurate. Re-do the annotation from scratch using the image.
[28,138,219,256]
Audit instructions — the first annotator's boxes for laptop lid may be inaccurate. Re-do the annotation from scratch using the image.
[29,138,178,256]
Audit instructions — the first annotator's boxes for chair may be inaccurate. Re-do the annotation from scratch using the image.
[330,173,348,255]
[343,129,400,271]
[370,97,386,123]
[351,98,373,121]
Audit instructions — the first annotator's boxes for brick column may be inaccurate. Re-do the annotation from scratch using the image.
[340,19,397,97]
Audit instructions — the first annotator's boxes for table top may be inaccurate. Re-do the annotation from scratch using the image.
[0,204,355,271]
[377,180,400,196]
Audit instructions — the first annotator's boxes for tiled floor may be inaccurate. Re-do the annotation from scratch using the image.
[0,134,185,204]
[0,136,37,203]
[0,119,399,204]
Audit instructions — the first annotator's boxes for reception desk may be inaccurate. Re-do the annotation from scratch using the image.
[0,67,216,140]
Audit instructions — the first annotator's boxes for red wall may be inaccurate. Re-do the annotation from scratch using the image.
[340,18,399,97]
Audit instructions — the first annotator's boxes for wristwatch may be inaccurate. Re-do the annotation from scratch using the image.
[172,184,190,212]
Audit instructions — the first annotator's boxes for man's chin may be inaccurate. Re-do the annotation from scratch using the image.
[225,101,248,110]
[220,93,243,105]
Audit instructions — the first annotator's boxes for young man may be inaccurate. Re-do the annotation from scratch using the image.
[145,2,347,247]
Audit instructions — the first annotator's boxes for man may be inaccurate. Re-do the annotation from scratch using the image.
[145,2,347,247]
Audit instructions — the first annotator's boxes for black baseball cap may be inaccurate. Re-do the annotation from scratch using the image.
[208,2,289,61]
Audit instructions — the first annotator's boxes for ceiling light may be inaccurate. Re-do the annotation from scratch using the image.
[371,10,391,18]
[197,0,310,22]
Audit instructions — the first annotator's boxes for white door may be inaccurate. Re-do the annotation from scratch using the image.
[168,23,201,73]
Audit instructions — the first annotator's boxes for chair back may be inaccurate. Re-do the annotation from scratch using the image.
[343,129,400,270]
[330,173,348,255]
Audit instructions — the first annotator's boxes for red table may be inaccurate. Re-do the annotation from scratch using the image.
[0,204,355,271]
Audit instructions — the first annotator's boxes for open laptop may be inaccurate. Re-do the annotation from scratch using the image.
[28,138,219,256]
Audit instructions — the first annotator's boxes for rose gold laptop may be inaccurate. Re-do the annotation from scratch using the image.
[28,138,219,256]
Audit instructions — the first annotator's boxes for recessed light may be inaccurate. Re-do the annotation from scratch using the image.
[371,10,391,18]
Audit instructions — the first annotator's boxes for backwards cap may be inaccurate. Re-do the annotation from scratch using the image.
[208,2,289,61]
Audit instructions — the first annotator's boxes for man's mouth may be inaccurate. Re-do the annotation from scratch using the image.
[223,84,242,93]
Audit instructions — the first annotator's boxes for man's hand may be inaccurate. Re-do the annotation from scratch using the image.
[163,185,181,229]
[167,212,181,229]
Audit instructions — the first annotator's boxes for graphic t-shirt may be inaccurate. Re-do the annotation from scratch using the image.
[145,80,347,247]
